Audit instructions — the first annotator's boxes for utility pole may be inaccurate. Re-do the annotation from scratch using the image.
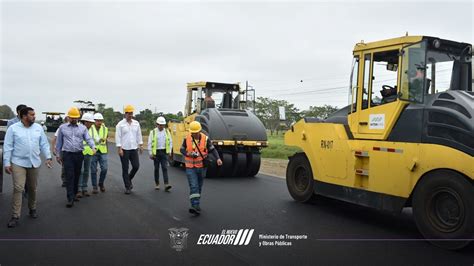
[245,81,256,112]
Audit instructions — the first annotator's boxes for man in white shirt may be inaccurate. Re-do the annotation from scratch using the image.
[115,105,143,194]
[147,116,172,191]
[6,104,27,129]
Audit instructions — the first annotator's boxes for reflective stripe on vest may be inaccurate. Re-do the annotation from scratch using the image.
[91,125,108,154]
[83,127,94,156]
[184,133,208,168]
[151,128,171,156]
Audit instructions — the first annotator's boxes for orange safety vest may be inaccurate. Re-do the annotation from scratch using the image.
[185,133,208,168]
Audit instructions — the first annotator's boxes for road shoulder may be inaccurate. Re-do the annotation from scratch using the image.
[259,158,287,179]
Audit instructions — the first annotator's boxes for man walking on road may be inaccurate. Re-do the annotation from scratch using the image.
[180,121,222,215]
[77,113,95,198]
[56,107,96,207]
[90,113,108,193]
[6,104,27,129]
[115,105,143,195]
[7,104,28,198]
[147,116,172,191]
[52,116,69,187]
[3,107,53,228]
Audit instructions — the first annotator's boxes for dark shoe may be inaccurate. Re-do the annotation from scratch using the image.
[125,189,131,195]
[7,217,19,228]
[92,187,99,194]
[82,191,90,197]
[189,205,201,216]
[29,209,38,219]
[195,205,201,212]
[99,184,105,192]
[76,192,82,198]
[130,184,134,190]
[66,201,74,208]
[165,184,172,192]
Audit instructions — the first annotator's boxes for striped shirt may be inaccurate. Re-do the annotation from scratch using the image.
[56,123,95,154]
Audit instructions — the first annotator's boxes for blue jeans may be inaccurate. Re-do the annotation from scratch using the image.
[79,155,92,191]
[186,167,206,207]
[91,152,108,187]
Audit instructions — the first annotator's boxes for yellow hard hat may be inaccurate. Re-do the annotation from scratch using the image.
[189,121,202,133]
[124,105,135,113]
[67,107,81,118]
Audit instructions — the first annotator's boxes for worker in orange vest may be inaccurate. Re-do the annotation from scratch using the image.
[180,121,222,215]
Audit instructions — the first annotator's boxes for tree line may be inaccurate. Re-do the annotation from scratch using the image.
[254,97,339,135]
[96,103,183,132]
[0,105,15,119]
[1,98,339,136]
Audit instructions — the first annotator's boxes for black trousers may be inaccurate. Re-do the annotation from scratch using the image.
[153,150,169,184]
[63,151,84,201]
[60,151,65,184]
[120,149,140,189]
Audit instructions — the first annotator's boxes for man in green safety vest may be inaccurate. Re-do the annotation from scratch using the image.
[77,113,95,198]
[147,116,172,191]
[90,113,108,193]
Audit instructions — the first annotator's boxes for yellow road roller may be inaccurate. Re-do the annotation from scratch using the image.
[168,81,268,177]
[285,36,473,249]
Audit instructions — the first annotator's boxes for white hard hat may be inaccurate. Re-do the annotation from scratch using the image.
[156,116,166,125]
[81,113,95,123]
[94,113,104,120]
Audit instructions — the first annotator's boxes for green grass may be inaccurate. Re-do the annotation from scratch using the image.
[261,133,301,159]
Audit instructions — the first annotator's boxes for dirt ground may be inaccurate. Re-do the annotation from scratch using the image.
[259,158,287,179]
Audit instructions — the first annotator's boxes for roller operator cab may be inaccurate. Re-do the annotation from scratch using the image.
[285,36,473,250]
[168,81,268,178]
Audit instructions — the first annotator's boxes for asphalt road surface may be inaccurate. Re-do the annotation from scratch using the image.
[0,142,473,265]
